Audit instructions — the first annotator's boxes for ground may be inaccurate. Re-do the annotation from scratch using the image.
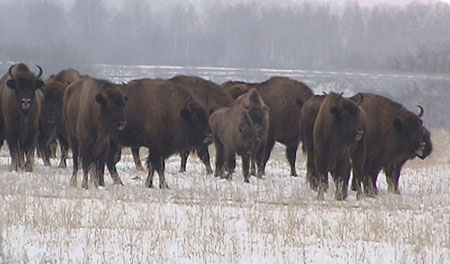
[0,129,449,263]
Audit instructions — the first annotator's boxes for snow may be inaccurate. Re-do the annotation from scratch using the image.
[0,139,449,263]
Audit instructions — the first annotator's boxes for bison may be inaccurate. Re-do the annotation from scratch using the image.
[383,125,432,194]
[209,88,268,182]
[63,77,127,189]
[38,68,81,167]
[0,63,43,171]
[222,76,313,177]
[349,93,428,196]
[130,75,233,174]
[312,92,366,200]
[107,78,211,189]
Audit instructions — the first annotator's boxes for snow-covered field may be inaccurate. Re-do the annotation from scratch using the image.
[1,128,449,263]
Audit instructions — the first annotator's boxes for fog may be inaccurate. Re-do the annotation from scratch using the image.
[0,0,449,128]
[1,0,450,72]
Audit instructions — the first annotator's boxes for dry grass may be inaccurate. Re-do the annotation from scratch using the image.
[0,129,449,263]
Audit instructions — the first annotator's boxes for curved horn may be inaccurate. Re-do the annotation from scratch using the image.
[121,82,127,86]
[356,93,364,106]
[322,91,328,96]
[35,65,43,79]
[417,105,424,118]
[8,65,15,78]
[337,92,344,101]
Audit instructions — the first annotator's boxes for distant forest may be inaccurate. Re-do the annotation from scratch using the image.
[1,0,450,73]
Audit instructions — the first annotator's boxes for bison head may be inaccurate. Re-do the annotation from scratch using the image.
[329,93,365,144]
[180,100,211,145]
[96,82,128,137]
[393,108,426,159]
[237,110,259,155]
[7,64,43,114]
[41,81,66,125]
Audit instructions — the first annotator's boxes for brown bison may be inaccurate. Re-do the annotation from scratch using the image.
[63,77,127,189]
[209,88,268,182]
[222,76,313,176]
[312,92,366,200]
[349,93,428,196]
[38,68,81,167]
[107,78,211,189]
[0,63,43,171]
[130,75,232,174]
[382,125,432,194]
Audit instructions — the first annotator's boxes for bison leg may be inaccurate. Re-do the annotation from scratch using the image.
[286,142,299,177]
[105,143,124,185]
[131,147,144,171]
[333,158,351,201]
[241,154,251,183]
[179,150,188,173]
[261,138,276,176]
[7,137,20,172]
[224,150,235,180]
[57,135,69,169]
[385,166,401,195]
[213,139,225,178]
[197,144,213,175]
[69,137,79,187]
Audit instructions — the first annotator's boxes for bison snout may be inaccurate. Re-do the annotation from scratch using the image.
[21,98,32,110]
[355,130,363,141]
[47,115,56,124]
[118,121,127,131]
[415,142,426,158]
[203,133,213,144]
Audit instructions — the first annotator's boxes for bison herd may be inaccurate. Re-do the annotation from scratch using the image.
[0,63,433,200]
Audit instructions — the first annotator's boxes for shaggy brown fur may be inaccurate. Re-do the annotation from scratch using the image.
[313,92,366,200]
[349,93,429,195]
[63,77,127,189]
[107,78,210,189]
[38,69,81,167]
[209,90,266,182]
[0,63,43,171]
[221,76,313,176]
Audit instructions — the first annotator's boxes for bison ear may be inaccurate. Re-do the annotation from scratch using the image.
[36,79,44,89]
[95,93,107,105]
[180,108,190,120]
[6,79,15,90]
[394,118,403,132]
[330,106,340,115]
[296,98,303,108]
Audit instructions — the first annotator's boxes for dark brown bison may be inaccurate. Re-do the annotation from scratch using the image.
[312,92,366,200]
[0,63,43,171]
[222,76,313,176]
[209,88,268,182]
[382,121,432,194]
[130,75,232,174]
[349,93,427,196]
[107,78,211,189]
[63,77,127,189]
[38,69,81,167]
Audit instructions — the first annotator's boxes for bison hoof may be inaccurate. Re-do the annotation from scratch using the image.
[317,192,325,201]
[69,177,77,188]
[179,168,186,173]
[135,165,144,171]
[205,166,213,175]
[291,172,298,177]
[58,163,67,169]
[160,182,169,189]
[81,181,88,189]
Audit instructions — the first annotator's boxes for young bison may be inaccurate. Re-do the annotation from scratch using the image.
[209,88,268,182]
[63,77,127,189]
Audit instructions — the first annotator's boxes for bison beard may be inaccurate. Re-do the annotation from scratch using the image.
[106,79,211,189]
[63,77,127,189]
[349,93,428,196]
[0,63,43,172]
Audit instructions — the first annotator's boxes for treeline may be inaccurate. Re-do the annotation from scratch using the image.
[1,0,450,73]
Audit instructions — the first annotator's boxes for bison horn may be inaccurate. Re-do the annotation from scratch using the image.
[417,105,424,118]
[322,91,328,96]
[355,93,364,106]
[122,82,127,86]
[35,65,43,79]
[8,64,15,78]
